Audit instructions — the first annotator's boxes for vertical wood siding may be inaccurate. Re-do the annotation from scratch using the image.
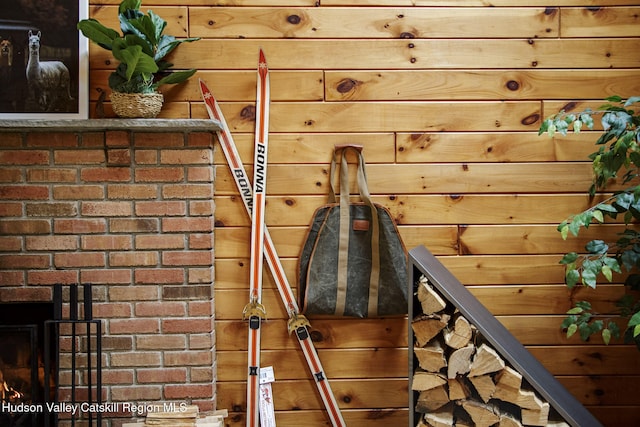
[87,1,640,426]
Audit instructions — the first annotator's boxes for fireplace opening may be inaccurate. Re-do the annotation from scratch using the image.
[0,303,56,427]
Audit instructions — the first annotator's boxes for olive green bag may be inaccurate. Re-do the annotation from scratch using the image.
[298,145,408,318]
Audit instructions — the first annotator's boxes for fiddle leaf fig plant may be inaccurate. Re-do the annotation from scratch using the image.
[539,95,640,349]
[77,0,199,94]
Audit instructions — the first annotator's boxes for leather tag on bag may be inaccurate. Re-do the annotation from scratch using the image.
[352,219,370,231]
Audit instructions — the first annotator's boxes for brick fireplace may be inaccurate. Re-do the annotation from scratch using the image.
[0,119,220,426]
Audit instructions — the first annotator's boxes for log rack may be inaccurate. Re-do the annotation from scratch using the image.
[408,245,603,427]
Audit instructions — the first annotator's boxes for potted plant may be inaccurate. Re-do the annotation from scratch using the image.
[77,0,199,118]
[539,96,640,349]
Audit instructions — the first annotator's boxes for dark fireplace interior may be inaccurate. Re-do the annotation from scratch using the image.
[0,303,56,427]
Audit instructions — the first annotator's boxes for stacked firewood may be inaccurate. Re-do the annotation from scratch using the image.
[411,276,569,427]
[122,408,227,427]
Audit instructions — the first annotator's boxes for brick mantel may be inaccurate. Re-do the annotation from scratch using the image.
[0,119,220,425]
[0,119,221,133]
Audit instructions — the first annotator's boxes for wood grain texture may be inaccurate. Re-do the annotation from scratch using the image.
[190,7,559,39]
[86,2,640,425]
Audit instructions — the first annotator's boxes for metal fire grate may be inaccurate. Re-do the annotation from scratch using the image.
[44,284,102,427]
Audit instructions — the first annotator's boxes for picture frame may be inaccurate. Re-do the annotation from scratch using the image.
[0,0,88,119]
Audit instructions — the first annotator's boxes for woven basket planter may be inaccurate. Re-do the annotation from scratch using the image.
[110,91,164,118]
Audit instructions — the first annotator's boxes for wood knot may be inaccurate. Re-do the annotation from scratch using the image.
[563,101,578,111]
[521,113,540,126]
[287,14,301,25]
[310,330,324,342]
[336,78,359,93]
[506,80,520,91]
[400,32,415,39]
[240,105,255,120]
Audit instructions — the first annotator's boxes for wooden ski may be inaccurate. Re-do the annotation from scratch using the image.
[245,48,270,427]
[199,74,347,426]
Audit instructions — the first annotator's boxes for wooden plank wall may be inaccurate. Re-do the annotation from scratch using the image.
[87,1,640,426]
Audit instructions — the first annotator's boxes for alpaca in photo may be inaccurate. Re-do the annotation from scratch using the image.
[0,38,13,67]
[0,38,13,85]
[26,30,72,111]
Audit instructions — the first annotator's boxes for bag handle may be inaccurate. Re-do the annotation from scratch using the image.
[331,145,381,317]
[329,144,372,205]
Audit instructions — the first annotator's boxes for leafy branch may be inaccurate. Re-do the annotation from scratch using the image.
[540,96,640,349]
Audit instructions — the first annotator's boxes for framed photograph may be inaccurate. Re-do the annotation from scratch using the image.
[0,0,88,119]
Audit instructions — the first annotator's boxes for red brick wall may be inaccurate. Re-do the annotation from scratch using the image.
[0,126,216,425]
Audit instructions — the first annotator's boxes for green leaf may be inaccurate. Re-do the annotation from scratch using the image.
[628,311,640,327]
[624,96,640,107]
[595,203,619,213]
[573,120,582,133]
[568,217,583,236]
[601,264,613,282]
[592,210,604,223]
[578,322,592,341]
[603,256,621,273]
[608,322,621,339]
[77,19,120,50]
[602,328,611,345]
[565,268,580,288]
[559,252,579,264]
[567,307,584,315]
[585,239,608,255]
[152,69,198,90]
[576,301,592,310]
[112,44,158,82]
[566,323,578,338]
[581,268,598,288]
[614,192,635,210]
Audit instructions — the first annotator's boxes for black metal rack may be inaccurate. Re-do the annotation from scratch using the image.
[408,245,603,427]
[44,284,102,427]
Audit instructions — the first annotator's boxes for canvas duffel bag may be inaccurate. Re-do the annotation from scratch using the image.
[298,145,408,318]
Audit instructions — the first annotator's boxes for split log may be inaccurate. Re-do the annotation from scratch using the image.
[468,374,496,403]
[493,366,522,403]
[516,389,544,411]
[415,385,450,412]
[414,339,447,372]
[443,314,473,349]
[422,403,454,427]
[547,421,570,427]
[417,276,447,314]
[469,344,505,377]
[521,401,550,426]
[447,343,475,379]
[447,378,470,401]
[499,413,523,427]
[412,313,450,347]
[459,400,501,427]
[412,370,447,391]
[145,405,199,426]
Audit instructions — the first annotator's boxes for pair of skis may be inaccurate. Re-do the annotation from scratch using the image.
[199,50,346,427]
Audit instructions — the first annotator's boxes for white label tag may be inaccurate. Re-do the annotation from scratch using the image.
[260,366,275,384]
